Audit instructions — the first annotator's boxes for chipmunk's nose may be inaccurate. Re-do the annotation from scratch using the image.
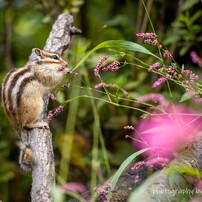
[65,68,72,74]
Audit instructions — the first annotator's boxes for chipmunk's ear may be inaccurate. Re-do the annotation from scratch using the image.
[32,48,43,57]
[29,48,43,62]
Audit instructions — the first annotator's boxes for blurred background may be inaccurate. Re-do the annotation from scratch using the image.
[0,0,202,201]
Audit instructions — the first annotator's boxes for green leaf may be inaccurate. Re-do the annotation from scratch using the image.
[107,148,151,200]
[181,0,199,11]
[179,14,189,24]
[73,40,160,70]
[190,10,202,25]
[181,64,185,71]
[179,92,192,102]
[168,173,175,188]
[167,165,202,178]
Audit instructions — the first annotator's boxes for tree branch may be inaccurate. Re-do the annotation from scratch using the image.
[19,13,81,202]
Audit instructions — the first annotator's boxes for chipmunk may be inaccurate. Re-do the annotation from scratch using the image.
[1,48,70,129]
[1,48,70,170]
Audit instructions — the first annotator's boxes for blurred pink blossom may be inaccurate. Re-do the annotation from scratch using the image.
[133,104,202,158]
[190,51,202,68]
[145,156,169,168]
[136,93,168,105]
[61,182,86,193]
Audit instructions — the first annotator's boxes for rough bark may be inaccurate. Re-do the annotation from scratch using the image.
[43,14,81,55]
[129,135,202,202]
[68,136,202,202]
[19,13,81,202]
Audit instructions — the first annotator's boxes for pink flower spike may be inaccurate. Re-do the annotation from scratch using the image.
[102,61,120,72]
[136,33,145,38]
[163,50,173,60]
[144,39,157,46]
[136,32,157,39]
[181,70,192,75]
[94,55,109,77]
[94,82,106,89]
[94,183,112,201]
[148,62,161,72]
[47,105,64,121]
[49,93,57,100]
[145,157,169,168]
[61,83,71,88]
[134,175,140,183]
[131,161,145,170]
[152,77,167,88]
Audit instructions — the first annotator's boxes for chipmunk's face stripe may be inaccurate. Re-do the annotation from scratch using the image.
[42,50,68,65]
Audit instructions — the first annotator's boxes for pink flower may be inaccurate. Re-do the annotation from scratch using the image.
[94,82,107,89]
[190,51,202,68]
[163,50,173,60]
[61,182,86,193]
[152,77,168,88]
[47,105,64,121]
[181,70,192,75]
[134,175,140,183]
[137,93,168,105]
[94,55,108,77]
[166,66,177,76]
[54,83,71,94]
[194,97,202,104]
[144,39,157,46]
[136,32,157,39]
[133,104,202,158]
[181,69,199,84]
[61,83,71,88]
[49,93,57,100]
[145,157,169,168]
[148,62,161,72]
[102,61,120,72]
[131,161,145,170]
[95,183,112,201]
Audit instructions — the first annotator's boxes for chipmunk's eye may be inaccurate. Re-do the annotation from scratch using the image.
[50,55,59,60]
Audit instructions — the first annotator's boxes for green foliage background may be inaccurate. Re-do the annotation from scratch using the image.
[0,0,201,201]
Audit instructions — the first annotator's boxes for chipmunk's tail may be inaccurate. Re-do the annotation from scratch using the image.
[18,130,34,171]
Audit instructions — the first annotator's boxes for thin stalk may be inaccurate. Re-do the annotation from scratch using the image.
[141,0,155,34]
[58,77,81,182]
[63,94,151,115]
[83,72,111,199]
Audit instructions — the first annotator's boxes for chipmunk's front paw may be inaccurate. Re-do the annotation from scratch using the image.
[23,121,49,130]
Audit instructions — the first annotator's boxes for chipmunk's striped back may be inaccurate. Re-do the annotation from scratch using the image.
[2,66,35,127]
